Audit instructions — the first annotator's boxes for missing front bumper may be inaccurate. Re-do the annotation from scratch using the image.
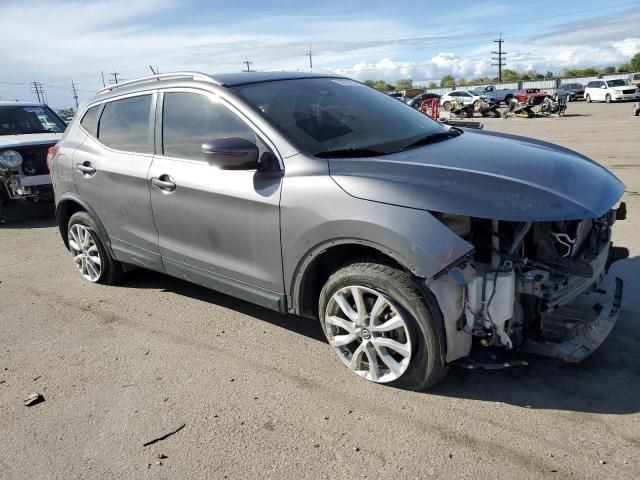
[522,276,623,362]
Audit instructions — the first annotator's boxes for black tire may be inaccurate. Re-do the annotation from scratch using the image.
[67,211,124,285]
[504,95,513,105]
[586,94,591,103]
[442,101,452,112]
[605,94,612,104]
[318,259,448,390]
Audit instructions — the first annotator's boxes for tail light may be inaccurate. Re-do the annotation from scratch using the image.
[46,146,59,172]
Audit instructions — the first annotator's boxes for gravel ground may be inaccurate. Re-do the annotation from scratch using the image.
[1,101,639,480]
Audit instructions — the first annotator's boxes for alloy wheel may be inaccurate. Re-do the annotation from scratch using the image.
[324,286,412,383]
[68,224,102,282]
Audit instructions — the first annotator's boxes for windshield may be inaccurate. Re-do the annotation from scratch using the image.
[607,79,629,87]
[232,77,447,156]
[0,105,66,135]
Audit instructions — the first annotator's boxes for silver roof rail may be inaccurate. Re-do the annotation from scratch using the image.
[97,72,218,94]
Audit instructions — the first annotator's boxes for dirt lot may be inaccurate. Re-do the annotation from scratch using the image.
[1,101,639,480]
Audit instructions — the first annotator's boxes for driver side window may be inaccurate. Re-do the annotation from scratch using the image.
[162,92,263,161]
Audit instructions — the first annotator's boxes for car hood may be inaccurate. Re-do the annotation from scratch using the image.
[328,129,624,222]
[0,133,62,148]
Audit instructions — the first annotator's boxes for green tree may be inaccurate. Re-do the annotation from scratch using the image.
[501,69,520,81]
[602,66,616,74]
[545,71,554,79]
[363,80,376,87]
[395,79,413,90]
[617,64,632,73]
[427,81,438,89]
[457,77,467,86]
[630,52,640,72]
[440,75,455,87]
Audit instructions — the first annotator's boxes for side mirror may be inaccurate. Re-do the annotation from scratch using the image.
[601,85,607,89]
[201,137,260,170]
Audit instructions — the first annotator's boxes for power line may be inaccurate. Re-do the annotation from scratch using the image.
[306,44,313,69]
[71,79,79,108]
[243,60,254,72]
[492,33,507,82]
[30,81,46,104]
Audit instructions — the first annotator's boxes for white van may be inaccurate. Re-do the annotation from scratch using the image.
[584,79,640,103]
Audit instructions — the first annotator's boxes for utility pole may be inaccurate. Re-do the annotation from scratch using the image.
[243,60,253,72]
[149,65,157,74]
[31,81,46,104]
[71,79,79,108]
[305,44,313,69]
[100,71,106,87]
[109,70,120,84]
[492,34,507,83]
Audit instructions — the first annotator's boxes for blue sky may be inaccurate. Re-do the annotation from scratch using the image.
[1,0,639,108]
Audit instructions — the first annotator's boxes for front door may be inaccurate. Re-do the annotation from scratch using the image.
[148,90,285,310]
[73,93,163,271]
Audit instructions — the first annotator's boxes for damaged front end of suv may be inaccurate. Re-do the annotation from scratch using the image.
[431,209,627,364]
[329,127,627,366]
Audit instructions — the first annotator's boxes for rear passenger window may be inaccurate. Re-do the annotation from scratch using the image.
[98,95,151,153]
[80,105,100,137]
[162,92,257,161]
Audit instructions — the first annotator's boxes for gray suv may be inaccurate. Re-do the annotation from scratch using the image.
[51,71,627,389]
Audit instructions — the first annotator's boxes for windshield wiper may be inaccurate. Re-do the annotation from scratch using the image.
[314,148,385,158]
[402,127,463,150]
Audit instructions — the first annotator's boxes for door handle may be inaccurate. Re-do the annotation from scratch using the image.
[151,175,176,192]
[76,162,96,175]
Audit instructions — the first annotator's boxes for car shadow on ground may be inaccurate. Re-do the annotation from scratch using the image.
[121,268,327,343]
[120,257,640,415]
[0,201,56,228]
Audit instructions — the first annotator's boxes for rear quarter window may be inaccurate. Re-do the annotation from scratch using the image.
[80,105,100,137]
[98,95,151,153]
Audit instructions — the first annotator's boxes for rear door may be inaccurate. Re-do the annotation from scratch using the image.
[148,89,285,310]
[73,92,163,271]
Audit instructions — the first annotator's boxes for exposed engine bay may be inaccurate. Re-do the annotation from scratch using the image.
[431,204,628,364]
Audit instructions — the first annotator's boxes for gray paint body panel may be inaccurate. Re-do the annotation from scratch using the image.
[329,129,624,221]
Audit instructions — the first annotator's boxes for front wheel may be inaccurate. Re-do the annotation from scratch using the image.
[442,101,452,111]
[605,94,612,103]
[318,260,448,390]
[586,94,591,103]
[67,211,124,285]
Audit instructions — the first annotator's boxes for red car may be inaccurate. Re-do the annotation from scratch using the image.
[513,88,548,106]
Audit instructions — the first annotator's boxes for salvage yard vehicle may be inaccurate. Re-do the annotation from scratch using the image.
[440,90,485,111]
[555,83,585,102]
[584,79,640,103]
[0,102,66,218]
[51,71,628,390]
[470,85,518,105]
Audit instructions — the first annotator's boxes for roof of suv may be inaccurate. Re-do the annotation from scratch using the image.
[208,71,342,86]
[0,101,48,107]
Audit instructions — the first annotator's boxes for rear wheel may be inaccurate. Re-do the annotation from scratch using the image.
[67,211,124,285]
[442,101,452,111]
[318,260,448,390]
[504,95,513,105]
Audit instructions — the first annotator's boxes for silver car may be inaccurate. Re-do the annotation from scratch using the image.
[51,71,627,389]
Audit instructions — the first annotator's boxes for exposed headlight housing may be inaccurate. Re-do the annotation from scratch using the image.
[0,150,23,169]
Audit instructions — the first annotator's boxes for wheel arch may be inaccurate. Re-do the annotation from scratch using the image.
[55,193,113,256]
[290,238,424,319]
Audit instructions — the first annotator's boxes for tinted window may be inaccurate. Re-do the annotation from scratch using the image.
[98,95,151,153]
[233,78,447,156]
[587,81,596,88]
[0,105,66,135]
[80,105,100,137]
[162,92,257,161]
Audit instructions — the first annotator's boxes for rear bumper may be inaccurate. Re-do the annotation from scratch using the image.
[522,275,623,362]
